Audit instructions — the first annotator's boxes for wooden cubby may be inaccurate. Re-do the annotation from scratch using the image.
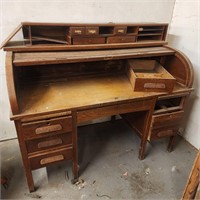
[1,22,169,51]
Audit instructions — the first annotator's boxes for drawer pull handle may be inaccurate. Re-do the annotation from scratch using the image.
[74,30,82,34]
[118,29,124,33]
[144,83,166,89]
[88,30,96,34]
[157,130,174,137]
[40,155,64,165]
[35,124,62,134]
[38,138,63,148]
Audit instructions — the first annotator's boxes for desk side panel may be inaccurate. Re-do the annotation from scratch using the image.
[5,52,20,114]
[162,46,194,88]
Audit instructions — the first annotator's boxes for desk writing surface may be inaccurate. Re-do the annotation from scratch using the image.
[18,73,192,117]
[18,74,155,116]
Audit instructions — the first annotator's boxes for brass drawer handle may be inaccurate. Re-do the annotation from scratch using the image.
[74,30,82,34]
[88,30,96,34]
[144,83,166,89]
[38,138,63,148]
[117,29,124,33]
[40,155,64,165]
[35,124,62,134]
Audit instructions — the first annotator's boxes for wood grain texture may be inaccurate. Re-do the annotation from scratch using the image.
[17,74,158,118]
[182,150,200,200]
[13,47,175,66]
[4,41,168,52]
[5,52,20,114]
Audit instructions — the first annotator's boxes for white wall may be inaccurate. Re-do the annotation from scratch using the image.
[168,0,200,149]
[1,0,176,140]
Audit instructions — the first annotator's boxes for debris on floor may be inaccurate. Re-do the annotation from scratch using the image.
[121,171,128,180]
[24,193,42,199]
[145,168,151,175]
[74,178,86,189]
[96,194,111,199]
[171,166,176,172]
[1,176,9,189]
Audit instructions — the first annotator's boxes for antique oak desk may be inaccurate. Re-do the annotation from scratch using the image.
[1,22,194,192]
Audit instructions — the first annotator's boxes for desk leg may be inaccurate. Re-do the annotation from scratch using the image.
[15,121,35,192]
[139,109,154,160]
[72,111,78,180]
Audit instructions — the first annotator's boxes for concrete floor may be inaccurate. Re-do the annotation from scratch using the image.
[0,120,198,199]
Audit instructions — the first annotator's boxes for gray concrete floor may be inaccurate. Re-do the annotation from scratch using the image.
[0,120,198,199]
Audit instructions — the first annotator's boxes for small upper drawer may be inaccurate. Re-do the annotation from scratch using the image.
[151,110,184,129]
[26,132,72,154]
[114,27,127,35]
[107,36,136,43]
[72,37,105,45]
[21,116,72,140]
[69,27,85,36]
[85,27,99,35]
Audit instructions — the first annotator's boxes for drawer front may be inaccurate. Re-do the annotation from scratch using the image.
[29,147,72,170]
[151,110,184,129]
[85,27,99,35]
[149,126,178,140]
[77,99,155,123]
[26,132,72,154]
[70,27,85,36]
[72,37,105,45]
[114,27,127,35]
[22,116,72,140]
[107,36,136,43]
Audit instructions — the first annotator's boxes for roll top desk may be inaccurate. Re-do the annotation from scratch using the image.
[1,22,194,192]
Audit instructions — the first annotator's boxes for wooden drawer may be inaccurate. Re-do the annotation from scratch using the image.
[127,60,176,93]
[26,132,72,154]
[114,27,127,35]
[72,37,105,45]
[85,27,99,35]
[107,36,136,43]
[77,98,155,123]
[21,116,72,140]
[149,125,178,140]
[29,147,72,170]
[151,110,184,129]
[69,27,85,36]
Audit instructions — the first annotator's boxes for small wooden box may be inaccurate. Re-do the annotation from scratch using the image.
[127,60,176,92]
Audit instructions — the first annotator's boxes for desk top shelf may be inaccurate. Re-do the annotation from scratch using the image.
[1,22,168,52]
